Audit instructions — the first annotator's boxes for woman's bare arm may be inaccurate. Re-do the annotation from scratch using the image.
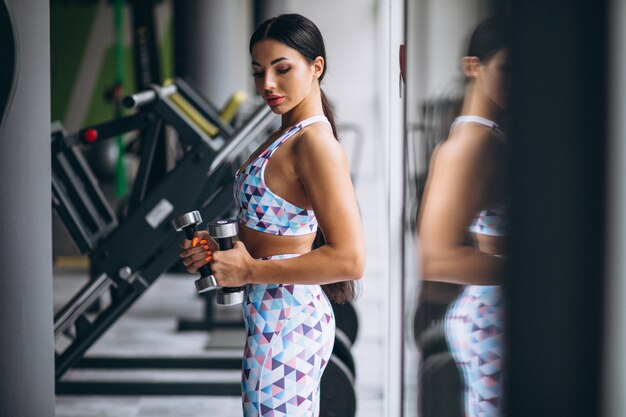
[418,125,506,285]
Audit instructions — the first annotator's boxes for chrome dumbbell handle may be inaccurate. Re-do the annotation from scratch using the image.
[208,219,245,305]
[172,211,219,293]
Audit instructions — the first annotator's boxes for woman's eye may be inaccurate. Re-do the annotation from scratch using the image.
[252,72,264,78]
[277,67,291,75]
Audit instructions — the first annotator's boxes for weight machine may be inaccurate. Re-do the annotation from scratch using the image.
[53,78,275,382]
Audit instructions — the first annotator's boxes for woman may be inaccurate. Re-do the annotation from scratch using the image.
[417,16,510,417]
[179,14,365,417]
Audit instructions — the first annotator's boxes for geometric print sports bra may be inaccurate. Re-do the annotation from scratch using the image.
[234,115,329,236]
[468,203,507,236]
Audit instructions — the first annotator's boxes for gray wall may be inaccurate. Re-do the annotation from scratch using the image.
[174,0,252,108]
[0,0,55,415]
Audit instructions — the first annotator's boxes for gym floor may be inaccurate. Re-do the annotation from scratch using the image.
[53,174,387,417]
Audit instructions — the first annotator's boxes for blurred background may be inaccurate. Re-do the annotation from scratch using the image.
[1,0,626,417]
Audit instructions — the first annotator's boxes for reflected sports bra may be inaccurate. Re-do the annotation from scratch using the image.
[468,203,507,236]
[234,115,330,236]
[452,115,508,237]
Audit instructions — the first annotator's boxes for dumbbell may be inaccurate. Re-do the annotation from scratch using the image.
[173,211,219,293]
[207,219,245,305]
[172,212,245,305]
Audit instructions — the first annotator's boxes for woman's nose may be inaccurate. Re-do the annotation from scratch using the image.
[263,72,276,90]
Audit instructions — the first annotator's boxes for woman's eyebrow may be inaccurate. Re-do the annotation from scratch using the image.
[251,57,289,66]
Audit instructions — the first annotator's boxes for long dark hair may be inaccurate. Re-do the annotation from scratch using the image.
[250,14,356,304]
[466,15,511,62]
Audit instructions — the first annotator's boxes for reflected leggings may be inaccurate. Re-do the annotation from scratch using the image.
[241,254,335,417]
[444,285,505,417]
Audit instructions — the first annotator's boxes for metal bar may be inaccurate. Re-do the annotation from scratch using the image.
[130,0,161,90]
[53,155,101,234]
[74,113,150,145]
[127,118,163,213]
[55,381,241,396]
[208,104,275,175]
[51,179,93,253]
[67,146,117,227]
[53,273,114,337]
[75,356,242,370]
[55,285,140,380]
[155,96,221,151]
[175,77,235,137]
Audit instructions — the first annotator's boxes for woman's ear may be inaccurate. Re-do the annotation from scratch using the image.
[463,56,481,79]
[313,56,325,79]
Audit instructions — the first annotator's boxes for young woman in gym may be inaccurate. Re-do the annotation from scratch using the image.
[417,16,510,417]
[179,13,365,417]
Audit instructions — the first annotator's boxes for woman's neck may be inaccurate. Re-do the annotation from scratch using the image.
[461,84,506,127]
[280,84,325,129]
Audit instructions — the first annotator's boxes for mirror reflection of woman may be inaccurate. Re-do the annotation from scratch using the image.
[179,14,365,417]
[418,16,510,417]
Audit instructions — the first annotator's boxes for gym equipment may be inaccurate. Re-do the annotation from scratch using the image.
[332,301,360,345]
[420,352,463,417]
[333,328,356,378]
[173,212,244,305]
[320,351,357,417]
[53,79,277,384]
[413,282,464,417]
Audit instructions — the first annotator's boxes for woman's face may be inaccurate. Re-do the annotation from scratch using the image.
[480,49,510,110]
[250,39,321,114]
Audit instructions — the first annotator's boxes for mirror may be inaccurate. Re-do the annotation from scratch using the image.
[402,2,509,417]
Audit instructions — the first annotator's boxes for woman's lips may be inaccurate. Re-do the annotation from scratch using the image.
[266,95,285,107]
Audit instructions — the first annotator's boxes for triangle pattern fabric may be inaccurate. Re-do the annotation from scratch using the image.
[234,116,331,237]
[242,255,335,416]
[445,285,505,417]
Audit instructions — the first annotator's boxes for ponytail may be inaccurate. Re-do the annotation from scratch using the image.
[320,89,338,139]
[316,89,359,304]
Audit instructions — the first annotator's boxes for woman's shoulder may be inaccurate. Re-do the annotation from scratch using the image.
[429,127,505,179]
[444,122,506,159]
[292,121,340,156]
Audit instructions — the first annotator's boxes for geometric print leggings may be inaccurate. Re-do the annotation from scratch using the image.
[242,254,335,417]
[444,285,505,417]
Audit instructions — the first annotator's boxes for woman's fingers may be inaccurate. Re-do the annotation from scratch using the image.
[182,249,208,266]
[184,250,213,273]
[179,230,213,273]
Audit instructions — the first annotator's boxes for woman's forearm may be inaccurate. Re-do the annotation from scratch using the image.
[420,246,505,285]
[249,244,365,285]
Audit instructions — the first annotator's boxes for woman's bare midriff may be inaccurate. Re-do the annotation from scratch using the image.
[238,224,316,259]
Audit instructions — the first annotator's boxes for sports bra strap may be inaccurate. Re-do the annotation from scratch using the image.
[265,115,330,159]
[453,115,505,136]
[297,115,330,129]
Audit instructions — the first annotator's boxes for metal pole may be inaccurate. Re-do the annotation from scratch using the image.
[603,0,626,415]
[0,0,55,415]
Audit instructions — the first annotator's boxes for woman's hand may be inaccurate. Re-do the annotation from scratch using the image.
[210,241,256,287]
[179,230,216,274]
